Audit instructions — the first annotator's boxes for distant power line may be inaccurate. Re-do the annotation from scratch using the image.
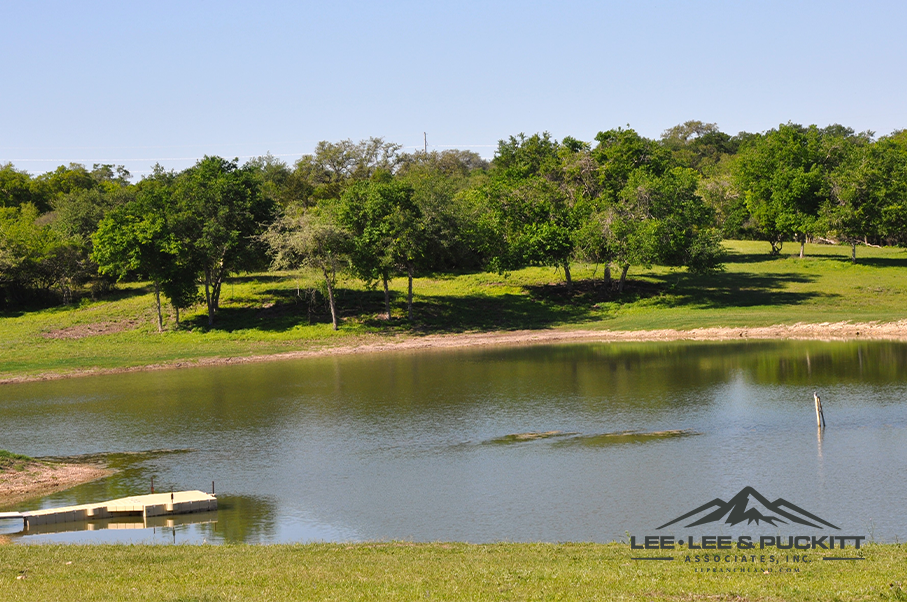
[3,153,302,163]
[3,143,498,177]
[0,141,321,151]
[4,144,497,164]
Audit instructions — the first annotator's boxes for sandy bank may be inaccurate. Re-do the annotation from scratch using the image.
[3,320,907,386]
[0,462,113,507]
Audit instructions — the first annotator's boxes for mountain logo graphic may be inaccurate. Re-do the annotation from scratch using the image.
[656,486,840,530]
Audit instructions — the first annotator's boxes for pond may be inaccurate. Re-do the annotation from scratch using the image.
[1,340,905,544]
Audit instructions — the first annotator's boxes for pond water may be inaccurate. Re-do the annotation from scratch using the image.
[1,340,906,544]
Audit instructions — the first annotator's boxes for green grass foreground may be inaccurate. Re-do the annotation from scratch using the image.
[2,240,907,380]
[0,542,903,601]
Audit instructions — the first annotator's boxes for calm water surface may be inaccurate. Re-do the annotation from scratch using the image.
[1,340,906,544]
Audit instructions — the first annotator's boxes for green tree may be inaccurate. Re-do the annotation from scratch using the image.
[581,128,722,289]
[660,121,739,173]
[398,149,488,178]
[292,138,404,204]
[50,188,134,247]
[826,130,907,254]
[171,156,275,326]
[92,171,196,331]
[338,178,423,319]
[876,131,907,244]
[586,168,721,291]
[824,137,882,261]
[261,205,351,330]
[473,133,589,291]
[397,150,489,272]
[33,163,97,199]
[0,204,82,305]
[696,155,749,239]
[575,204,651,291]
[733,123,860,257]
[623,168,723,271]
[593,127,672,202]
[89,164,132,191]
[247,153,312,208]
[0,163,47,210]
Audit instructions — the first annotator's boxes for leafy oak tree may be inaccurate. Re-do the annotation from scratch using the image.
[733,124,856,257]
[0,203,82,305]
[170,156,275,325]
[92,170,197,331]
[337,178,423,319]
[472,133,590,291]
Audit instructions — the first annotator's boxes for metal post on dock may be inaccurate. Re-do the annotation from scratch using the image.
[814,391,826,428]
[212,481,215,496]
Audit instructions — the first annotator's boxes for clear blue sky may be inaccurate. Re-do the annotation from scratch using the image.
[2,0,905,178]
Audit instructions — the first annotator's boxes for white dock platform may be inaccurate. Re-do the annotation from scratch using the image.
[8,490,216,529]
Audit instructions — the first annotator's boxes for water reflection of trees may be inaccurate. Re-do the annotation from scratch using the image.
[289,341,907,422]
[7,341,906,440]
[197,494,278,543]
[747,342,907,385]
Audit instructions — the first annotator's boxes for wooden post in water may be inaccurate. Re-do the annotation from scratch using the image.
[814,391,826,428]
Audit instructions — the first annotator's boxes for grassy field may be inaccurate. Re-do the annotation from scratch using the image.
[2,240,907,380]
[0,542,902,601]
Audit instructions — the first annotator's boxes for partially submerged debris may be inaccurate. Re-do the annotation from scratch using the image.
[487,431,578,444]
[555,429,700,447]
[486,429,700,446]
[38,448,195,466]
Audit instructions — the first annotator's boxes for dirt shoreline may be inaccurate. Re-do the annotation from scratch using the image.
[3,320,907,386]
[0,462,113,507]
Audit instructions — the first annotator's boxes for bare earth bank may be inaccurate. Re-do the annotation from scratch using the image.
[0,463,112,507]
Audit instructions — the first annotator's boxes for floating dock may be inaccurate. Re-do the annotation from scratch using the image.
[0,490,217,529]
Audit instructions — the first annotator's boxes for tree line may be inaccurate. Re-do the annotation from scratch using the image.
[2,121,905,327]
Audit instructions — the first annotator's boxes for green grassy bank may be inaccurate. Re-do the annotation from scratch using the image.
[2,240,907,380]
[0,542,902,601]
[0,450,33,472]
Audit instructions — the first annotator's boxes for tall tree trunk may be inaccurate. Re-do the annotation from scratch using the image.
[563,261,573,293]
[153,281,163,333]
[851,241,857,263]
[322,266,339,331]
[407,264,414,321]
[204,272,214,326]
[618,264,630,293]
[212,273,223,312]
[382,271,391,319]
[174,304,180,328]
[603,264,611,290]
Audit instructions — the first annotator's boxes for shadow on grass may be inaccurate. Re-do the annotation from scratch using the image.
[723,245,907,269]
[186,284,599,334]
[183,286,398,332]
[650,269,833,309]
[721,249,780,264]
[849,256,907,269]
[184,265,835,334]
[0,281,156,318]
[223,274,285,285]
[404,292,593,333]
